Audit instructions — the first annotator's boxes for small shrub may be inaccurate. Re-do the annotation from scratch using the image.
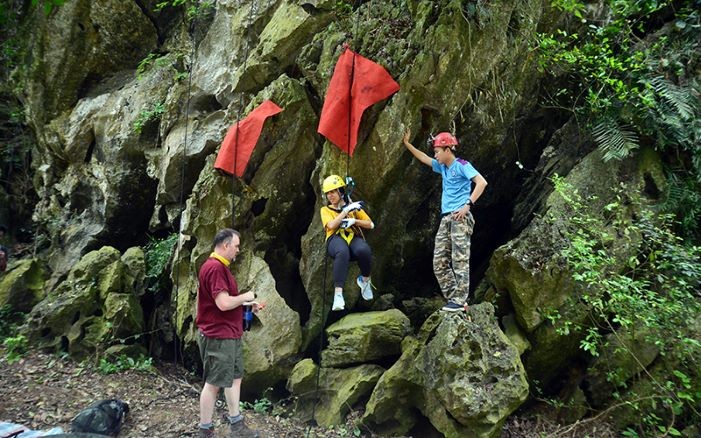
[31,0,66,15]
[0,305,26,342]
[98,354,153,375]
[240,397,272,414]
[550,175,701,433]
[132,102,165,133]
[144,233,177,294]
[154,0,213,22]
[3,334,28,363]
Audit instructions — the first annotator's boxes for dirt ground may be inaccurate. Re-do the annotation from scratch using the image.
[0,349,366,437]
[0,349,617,438]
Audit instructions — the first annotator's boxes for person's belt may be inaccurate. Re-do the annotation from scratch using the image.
[441,212,452,218]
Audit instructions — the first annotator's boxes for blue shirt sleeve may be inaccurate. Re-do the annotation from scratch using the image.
[431,159,441,174]
[461,161,479,180]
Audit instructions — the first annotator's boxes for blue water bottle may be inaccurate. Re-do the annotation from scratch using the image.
[243,304,253,331]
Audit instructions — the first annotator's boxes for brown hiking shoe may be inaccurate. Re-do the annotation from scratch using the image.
[198,426,215,437]
[228,418,259,437]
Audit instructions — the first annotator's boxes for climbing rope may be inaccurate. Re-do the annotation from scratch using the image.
[307,1,365,433]
[171,8,202,366]
[231,0,259,228]
[307,251,330,437]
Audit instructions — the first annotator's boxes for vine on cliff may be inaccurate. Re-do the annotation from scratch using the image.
[549,175,701,436]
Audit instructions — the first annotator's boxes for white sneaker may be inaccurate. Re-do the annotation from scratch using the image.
[332,293,345,311]
[357,276,373,301]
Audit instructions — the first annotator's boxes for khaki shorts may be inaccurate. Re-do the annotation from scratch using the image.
[198,332,243,387]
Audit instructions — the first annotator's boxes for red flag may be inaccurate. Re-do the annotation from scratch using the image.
[214,100,283,177]
[317,48,400,156]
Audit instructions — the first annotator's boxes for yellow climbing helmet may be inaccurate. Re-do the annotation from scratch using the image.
[322,175,346,194]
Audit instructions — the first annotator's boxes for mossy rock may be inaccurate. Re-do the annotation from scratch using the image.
[363,303,528,437]
[287,358,385,427]
[0,259,46,313]
[321,309,412,367]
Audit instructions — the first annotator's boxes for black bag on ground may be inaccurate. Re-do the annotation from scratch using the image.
[70,399,129,436]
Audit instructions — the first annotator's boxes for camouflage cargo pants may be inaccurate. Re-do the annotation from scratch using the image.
[433,212,475,304]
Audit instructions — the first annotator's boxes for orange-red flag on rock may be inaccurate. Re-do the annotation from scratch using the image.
[214,100,283,177]
[317,48,400,156]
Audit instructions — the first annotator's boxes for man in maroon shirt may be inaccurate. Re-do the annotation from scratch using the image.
[196,229,260,438]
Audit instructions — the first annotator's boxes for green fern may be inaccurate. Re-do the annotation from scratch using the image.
[592,118,640,162]
[649,76,695,120]
[663,173,701,238]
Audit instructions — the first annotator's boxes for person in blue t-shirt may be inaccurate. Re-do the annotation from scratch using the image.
[402,128,488,312]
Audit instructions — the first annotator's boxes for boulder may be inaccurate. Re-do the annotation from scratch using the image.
[363,303,528,437]
[0,259,46,313]
[501,314,530,355]
[121,247,146,298]
[321,309,412,367]
[235,253,303,397]
[287,358,385,427]
[600,323,701,432]
[25,246,145,357]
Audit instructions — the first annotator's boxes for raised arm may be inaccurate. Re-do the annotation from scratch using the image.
[402,129,433,167]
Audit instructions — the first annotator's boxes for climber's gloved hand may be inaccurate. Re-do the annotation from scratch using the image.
[340,218,356,229]
[342,201,364,214]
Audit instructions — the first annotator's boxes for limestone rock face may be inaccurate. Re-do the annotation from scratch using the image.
[287,358,385,427]
[0,259,47,312]
[363,303,528,437]
[321,309,412,367]
[25,246,145,357]
[295,0,555,349]
[192,0,332,104]
[31,63,177,289]
[235,253,303,397]
[170,74,318,339]
[168,74,316,384]
[26,0,157,124]
[501,314,530,355]
[484,146,667,386]
[17,0,576,408]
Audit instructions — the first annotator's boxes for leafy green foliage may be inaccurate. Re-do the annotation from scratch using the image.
[537,0,701,239]
[30,0,65,16]
[593,118,640,162]
[144,233,177,294]
[154,0,214,22]
[133,102,165,134]
[333,1,353,17]
[240,397,272,414]
[3,334,28,363]
[550,175,701,432]
[0,305,25,342]
[0,307,29,365]
[1,4,38,229]
[662,173,701,236]
[97,354,153,374]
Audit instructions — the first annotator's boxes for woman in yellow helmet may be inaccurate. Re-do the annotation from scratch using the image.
[320,175,374,311]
